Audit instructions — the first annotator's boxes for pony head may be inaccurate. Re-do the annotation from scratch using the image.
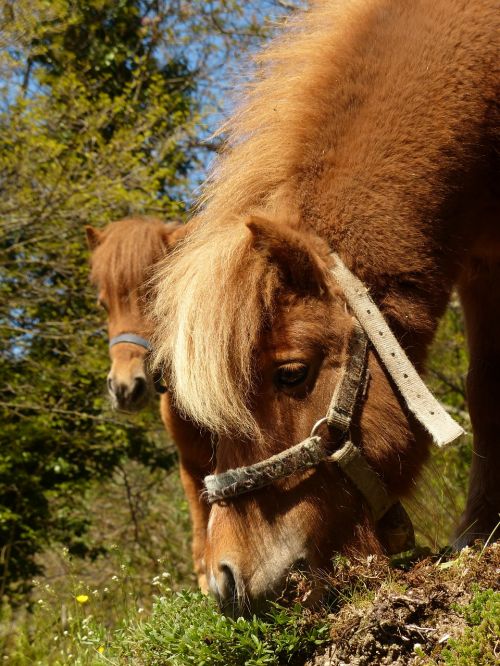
[153,214,426,615]
[87,217,185,412]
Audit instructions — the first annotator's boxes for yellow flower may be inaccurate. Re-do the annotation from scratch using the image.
[75,594,89,604]
[97,646,105,654]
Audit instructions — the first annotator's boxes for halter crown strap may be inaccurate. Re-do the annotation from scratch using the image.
[109,333,152,351]
[329,254,464,447]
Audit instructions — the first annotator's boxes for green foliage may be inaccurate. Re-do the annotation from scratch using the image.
[1,465,194,664]
[118,592,327,666]
[441,588,500,666]
[0,0,194,599]
[409,300,472,548]
[2,577,327,665]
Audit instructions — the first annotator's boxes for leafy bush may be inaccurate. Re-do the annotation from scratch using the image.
[2,579,327,665]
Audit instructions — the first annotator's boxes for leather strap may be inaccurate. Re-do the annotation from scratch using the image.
[327,321,369,433]
[330,254,464,446]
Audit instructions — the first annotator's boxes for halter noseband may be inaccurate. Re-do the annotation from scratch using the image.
[108,333,167,394]
[204,253,464,525]
[109,333,152,351]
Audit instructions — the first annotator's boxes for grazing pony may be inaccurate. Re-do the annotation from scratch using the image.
[153,0,499,615]
[86,217,212,590]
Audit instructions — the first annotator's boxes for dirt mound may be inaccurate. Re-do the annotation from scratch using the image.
[306,544,499,666]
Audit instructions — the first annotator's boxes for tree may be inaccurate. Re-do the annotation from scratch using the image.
[0,0,302,603]
[0,0,194,600]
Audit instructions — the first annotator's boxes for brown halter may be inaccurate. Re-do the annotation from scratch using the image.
[203,254,464,551]
[203,321,396,521]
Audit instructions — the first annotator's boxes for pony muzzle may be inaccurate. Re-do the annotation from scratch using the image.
[107,364,150,412]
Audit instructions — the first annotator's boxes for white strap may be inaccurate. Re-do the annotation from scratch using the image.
[330,254,464,447]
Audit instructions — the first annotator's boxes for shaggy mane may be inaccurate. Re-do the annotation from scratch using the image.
[153,222,280,435]
[152,0,497,435]
[90,217,177,300]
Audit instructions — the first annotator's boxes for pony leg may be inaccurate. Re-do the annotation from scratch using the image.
[456,261,500,547]
[179,458,211,592]
[160,395,212,591]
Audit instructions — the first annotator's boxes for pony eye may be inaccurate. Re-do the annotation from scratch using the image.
[274,362,309,389]
[98,298,109,312]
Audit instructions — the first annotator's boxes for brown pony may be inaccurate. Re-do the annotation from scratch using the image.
[86,217,213,591]
[153,0,499,614]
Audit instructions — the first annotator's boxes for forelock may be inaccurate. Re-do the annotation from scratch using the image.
[152,221,279,435]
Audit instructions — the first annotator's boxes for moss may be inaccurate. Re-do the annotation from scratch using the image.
[441,588,500,666]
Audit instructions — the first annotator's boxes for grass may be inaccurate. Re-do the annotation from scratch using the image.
[1,581,327,665]
[1,523,498,665]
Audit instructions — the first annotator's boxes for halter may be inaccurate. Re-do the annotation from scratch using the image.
[109,333,167,394]
[204,254,464,524]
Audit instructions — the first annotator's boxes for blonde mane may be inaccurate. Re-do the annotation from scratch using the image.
[153,222,279,435]
[152,1,365,433]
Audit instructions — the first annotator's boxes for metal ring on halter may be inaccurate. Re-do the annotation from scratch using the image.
[310,417,328,438]
[310,416,349,453]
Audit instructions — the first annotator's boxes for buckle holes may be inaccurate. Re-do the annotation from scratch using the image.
[403,373,408,379]
[390,352,396,357]
[379,331,383,336]
[367,309,371,314]
[430,411,435,415]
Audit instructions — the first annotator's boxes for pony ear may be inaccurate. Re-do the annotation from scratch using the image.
[246,215,329,296]
[85,226,103,250]
[160,222,187,248]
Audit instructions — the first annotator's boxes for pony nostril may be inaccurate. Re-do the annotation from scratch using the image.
[220,563,237,598]
[130,376,147,402]
[217,562,241,616]
[114,382,128,401]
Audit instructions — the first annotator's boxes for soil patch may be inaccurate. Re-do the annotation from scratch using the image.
[306,543,499,666]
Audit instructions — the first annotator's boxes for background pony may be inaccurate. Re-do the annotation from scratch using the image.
[153,0,499,615]
[86,217,212,590]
